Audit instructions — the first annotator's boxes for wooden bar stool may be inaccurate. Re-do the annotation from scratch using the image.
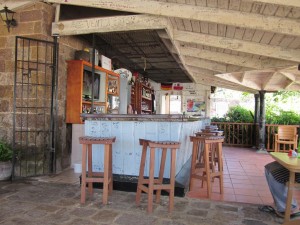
[189,135,224,198]
[195,132,218,168]
[136,139,180,213]
[79,136,116,205]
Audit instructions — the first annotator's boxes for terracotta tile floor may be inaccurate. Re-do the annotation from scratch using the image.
[39,146,300,208]
[186,146,300,207]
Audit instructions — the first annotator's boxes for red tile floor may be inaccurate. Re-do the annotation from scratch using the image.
[187,146,300,207]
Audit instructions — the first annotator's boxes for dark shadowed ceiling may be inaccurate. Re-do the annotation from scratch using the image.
[60,5,192,83]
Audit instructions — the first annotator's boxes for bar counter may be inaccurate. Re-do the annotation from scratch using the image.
[81,113,202,121]
[79,114,210,181]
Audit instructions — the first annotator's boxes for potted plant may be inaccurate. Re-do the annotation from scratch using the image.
[0,139,13,181]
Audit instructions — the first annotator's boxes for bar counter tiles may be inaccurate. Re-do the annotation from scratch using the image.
[80,114,210,195]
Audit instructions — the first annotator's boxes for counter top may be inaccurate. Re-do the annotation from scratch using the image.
[81,113,208,122]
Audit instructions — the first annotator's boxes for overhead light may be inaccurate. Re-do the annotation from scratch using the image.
[0,6,17,32]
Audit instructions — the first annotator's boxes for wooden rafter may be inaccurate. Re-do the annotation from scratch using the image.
[52,15,166,35]
[173,30,300,62]
[52,12,293,81]
[246,0,300,8]
[239,72,246,83]
[178,46,295,70]
[45,0,300,36]
[184,56,228,73]
[261,73,275,90]
[193,73,257,93]
[52,15,298,65]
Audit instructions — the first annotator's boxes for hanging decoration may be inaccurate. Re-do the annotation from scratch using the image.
[161,83,173,91]
[173,83,183,90]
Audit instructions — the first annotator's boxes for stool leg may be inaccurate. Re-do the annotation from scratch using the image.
[210,144,216,183]
[109,144,113,195]
[148,147,155,213]
[81,144,87,204]
[102,144,110,205]
[169,148,176,212]
[88,144,93,195]
[189,141,198,190]
[156,148,167,203]
[136,143,147,205]
[204,143,211,198]
[217,142,224,194]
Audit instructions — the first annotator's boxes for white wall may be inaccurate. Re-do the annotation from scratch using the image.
[152,82,211,117]
[84,119,209,177]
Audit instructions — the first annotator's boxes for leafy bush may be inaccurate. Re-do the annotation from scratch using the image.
[212,105,253,123]
[266,110,300,125]
[213,105,300,125]
[0,140,13,162]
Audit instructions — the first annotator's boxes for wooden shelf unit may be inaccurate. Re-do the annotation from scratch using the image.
[66,60,119,124]
[131,82,153,114]
[107,74,119,96]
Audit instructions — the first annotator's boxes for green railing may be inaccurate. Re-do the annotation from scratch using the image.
[211,122,299,151]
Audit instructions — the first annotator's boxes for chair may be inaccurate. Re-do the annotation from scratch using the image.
[274,126,298,152]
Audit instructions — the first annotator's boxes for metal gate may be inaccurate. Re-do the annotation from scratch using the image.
[12,36,58,178]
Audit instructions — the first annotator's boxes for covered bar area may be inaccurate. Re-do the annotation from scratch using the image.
[77,114,210,195]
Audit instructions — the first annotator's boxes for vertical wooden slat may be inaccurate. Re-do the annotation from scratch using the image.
[211,122,299,150]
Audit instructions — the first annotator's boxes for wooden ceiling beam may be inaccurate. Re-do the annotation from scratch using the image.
[46,0,300,36]
[52,14,298,68]
[261,73,275,90]
[192,73,257,93]
[246,0,300,8]
[187,66,216,76]
[278,71,297,82]
[172,30,300,62]
[239,72,246,83]
[51,15,166,36]
[184,56,228,73]
[284,80,295,89]
[178,46,295,70]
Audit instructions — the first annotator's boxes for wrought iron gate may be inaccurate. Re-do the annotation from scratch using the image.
[13,36,58,178]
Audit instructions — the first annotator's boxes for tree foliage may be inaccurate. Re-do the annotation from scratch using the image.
[211,90,300,124]
[212,105,254,123]
[212,105,300,125]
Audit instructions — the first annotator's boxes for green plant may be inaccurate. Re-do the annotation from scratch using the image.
[212,106,254,123]
[0,140,13,162]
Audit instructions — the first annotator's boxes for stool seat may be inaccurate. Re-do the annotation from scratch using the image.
[136,139,180,213]
[79,136,116,205]
[148,141,180,148]
[79,136,116,144]
[197,130,224,136]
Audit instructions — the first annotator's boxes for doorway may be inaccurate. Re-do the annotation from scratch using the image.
[161,94,182,114]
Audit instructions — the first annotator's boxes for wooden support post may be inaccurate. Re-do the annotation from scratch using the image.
[258,91,266,151]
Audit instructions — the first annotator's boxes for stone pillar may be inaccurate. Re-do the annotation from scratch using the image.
[258,91,266,151]
[254,94,260,124]
[253,93,260,148]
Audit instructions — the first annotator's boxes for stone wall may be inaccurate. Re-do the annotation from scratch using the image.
[0,2,90,172]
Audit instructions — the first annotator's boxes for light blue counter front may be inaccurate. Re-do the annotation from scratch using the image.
[84,119,209,178]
